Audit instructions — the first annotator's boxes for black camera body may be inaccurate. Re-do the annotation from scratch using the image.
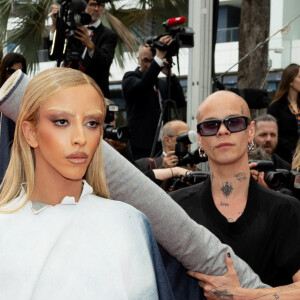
[175,131,207,166]
[103,104,130,143]
[249,160,300,192]
[147,18,194,58]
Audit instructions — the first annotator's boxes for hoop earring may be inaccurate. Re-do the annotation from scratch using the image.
[199,148,207,158]
[248,140,256,152]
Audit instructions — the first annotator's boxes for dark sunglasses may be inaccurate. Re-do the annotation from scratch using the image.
[197,115,250,136]
[6,68,17,75]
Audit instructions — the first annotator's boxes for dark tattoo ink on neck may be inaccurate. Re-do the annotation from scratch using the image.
[273,293,279,299]
[234,172,247,182]
[220,201,229,207]
[227,218,235,223]
[221,181,233,198]
[241,105,244,115]
[211,172,214,182]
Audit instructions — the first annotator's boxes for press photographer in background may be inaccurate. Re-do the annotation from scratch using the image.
[249,147,300,200]
[49,0,117,98]
[122,36,186,160]
[253,114,291,170]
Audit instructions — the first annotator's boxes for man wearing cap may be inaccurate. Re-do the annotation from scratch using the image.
[50,0,117,97]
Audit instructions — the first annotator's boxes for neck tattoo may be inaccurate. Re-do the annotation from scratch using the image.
[234,172,247,182]
[221,181,233,198]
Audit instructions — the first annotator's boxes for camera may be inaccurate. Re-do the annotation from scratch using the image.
[249,160,300,192]
[49,0,110,67]
[175,131,208,166]
[103,104,130,143]
[146,17,194,58]
[171,171,209,192]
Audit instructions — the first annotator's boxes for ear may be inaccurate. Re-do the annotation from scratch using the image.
[163,135,169,146]
[197,131,202,148]
[248,120,255,143]
[22,121,38,148]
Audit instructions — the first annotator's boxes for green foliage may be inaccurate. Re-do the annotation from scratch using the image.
[0,0,189,71]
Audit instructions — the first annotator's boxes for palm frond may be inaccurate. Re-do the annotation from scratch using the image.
[0,0,13,44]
[3,0,53,73]
[105,11,138,53]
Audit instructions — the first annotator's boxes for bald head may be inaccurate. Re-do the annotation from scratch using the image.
[162,120,190,152]
[197,91,250,122]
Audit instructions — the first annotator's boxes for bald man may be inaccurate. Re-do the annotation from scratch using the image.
[122,37,186,159]
[170,91,300,295]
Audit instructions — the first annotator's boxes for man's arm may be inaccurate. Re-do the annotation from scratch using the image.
[188,255,300,300]
[122,35,172,99]
[122,61,162,98]
[74,26,117,68]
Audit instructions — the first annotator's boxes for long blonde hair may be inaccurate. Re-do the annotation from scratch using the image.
[0,68,110,212]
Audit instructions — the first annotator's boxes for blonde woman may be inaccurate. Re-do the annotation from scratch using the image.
[0,68,174,299]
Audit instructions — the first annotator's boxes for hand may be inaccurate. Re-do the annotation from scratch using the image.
[249,162,270,189]
[74,26,94,51]
[50,4,59,33]
[156,35,173,59]
[162,151,179,168]
[161,58,174,76]
[187,253,243,300]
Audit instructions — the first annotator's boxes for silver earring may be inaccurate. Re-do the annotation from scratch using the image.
[248,140,256,151]
[199,148,207,158]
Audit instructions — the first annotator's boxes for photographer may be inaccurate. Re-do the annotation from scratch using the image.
[122,37,186,160]
[249,147,300,200]
[135,120,191,171]
[50,0,117,98]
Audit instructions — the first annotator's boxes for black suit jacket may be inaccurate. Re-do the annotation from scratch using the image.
[122,61,186,152]
[83,23,117,98]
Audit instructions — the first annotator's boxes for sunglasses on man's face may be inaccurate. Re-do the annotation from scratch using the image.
[197,115,250,136]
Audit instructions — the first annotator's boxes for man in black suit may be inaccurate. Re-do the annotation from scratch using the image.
[122,37,186,159]
[50,0,117,98]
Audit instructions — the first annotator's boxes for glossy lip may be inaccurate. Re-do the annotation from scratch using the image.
[66,152,88,164]
[215,142,234,149]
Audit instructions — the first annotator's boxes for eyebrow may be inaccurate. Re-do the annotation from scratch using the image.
[47,107,75,116]
[84,110,103,117]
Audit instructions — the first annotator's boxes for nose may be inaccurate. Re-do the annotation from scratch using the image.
[216,122,230,136]
[265,134,272,142]
[72,123,87,146]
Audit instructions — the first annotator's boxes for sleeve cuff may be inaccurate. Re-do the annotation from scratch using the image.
[154,56,164,68]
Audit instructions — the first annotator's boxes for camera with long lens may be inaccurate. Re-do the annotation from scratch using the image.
[171,171,209,192]
[103,104,130,143]
[49,0,110,67]
[146,17,194,58]
[175,131,208,166]
[249,160,300,192]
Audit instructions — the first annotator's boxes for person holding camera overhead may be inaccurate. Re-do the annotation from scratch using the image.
[50,0,117,98]
[168,90,300,298]
[122,36,186,160]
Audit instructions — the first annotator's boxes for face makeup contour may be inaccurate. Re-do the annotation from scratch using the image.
[29,84,103,182]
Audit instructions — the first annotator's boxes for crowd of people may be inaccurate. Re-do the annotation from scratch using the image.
[1,0,300,299]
